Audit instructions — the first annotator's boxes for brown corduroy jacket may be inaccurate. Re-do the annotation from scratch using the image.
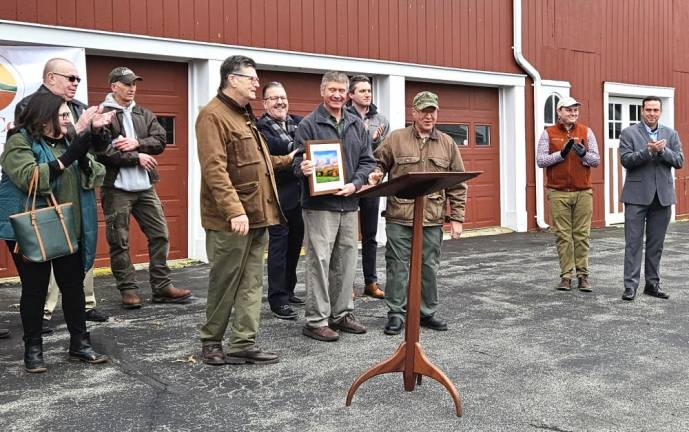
[195,93,291,231]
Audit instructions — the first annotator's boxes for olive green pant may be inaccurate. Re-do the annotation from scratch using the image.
[547,189,593,279]
[200,228,266,353]
[384,223,443,319]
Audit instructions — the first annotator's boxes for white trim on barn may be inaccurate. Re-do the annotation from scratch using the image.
[0,19,530,261]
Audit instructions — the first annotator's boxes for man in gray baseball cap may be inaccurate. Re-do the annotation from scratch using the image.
[97,66,192,309]
[108,67,143,84]
[368,91,467,335]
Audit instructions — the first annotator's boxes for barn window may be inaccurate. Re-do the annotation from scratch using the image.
[544,93,561,127]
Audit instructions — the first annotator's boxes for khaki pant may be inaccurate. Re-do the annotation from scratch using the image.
[44,267,95,320]
[200,228,266,353]
[547,189,593,279]
[302,209,357,328]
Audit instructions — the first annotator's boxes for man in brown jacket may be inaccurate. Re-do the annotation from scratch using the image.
[369,91,467,335]
[195,55,293,365]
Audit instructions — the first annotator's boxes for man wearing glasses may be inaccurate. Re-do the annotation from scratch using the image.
[369,91,467,335]
[14,57,112,329]
[257,82,304,321]
[195,55,293,365]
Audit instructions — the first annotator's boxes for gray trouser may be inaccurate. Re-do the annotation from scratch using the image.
[101,187,172,294]
[200,228,267,352]
[623,197,672,289]
[384,223,443,319]
[302,209,357,328]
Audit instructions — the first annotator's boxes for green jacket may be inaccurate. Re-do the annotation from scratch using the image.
[0,130,105,268]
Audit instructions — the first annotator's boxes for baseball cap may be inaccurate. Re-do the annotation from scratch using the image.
[412,91,439,110]
[108,67,143,84]
[556,96,581,110]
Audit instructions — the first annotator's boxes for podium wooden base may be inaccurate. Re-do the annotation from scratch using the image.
[345,341,462,416]
[347,173,479,418]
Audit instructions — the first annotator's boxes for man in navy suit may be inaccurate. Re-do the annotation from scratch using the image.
[620,96,684,301]
[257,82,304,320]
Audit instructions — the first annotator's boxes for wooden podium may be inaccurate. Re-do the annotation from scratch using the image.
[346,171,481,417]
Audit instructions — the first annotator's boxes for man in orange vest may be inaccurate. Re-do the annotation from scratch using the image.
[537,97,600,291]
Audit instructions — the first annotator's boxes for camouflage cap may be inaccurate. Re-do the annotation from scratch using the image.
[108,67,143,84]
[412,91,439,110]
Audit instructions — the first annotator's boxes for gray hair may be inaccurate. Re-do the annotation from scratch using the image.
[320,71,349,90]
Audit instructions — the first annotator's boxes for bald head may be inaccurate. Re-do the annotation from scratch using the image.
[42,58,80,101]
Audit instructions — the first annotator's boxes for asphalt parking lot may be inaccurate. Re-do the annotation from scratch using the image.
[1,222,688,432]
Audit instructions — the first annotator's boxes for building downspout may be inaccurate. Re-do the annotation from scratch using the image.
[512,0,549,230]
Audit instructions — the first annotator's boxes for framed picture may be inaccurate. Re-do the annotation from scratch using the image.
[305,139,346,196]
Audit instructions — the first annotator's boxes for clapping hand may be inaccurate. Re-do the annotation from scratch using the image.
[572,141,587,158]
[561,138,575,158]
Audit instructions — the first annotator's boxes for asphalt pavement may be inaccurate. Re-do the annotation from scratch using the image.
[1,222,688,432]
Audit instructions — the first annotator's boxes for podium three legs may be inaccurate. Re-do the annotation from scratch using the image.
[345,196,462,416]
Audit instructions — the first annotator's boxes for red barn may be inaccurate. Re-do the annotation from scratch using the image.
[0,0,686,276]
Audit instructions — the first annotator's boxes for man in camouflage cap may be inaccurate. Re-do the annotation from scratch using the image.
[369,91,467,335]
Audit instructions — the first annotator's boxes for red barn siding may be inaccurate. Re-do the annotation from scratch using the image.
[522,0,689,223]
[0,0,520,73]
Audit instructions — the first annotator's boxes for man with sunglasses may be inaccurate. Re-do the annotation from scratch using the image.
[14,57,112,329]
[257,82,304,321]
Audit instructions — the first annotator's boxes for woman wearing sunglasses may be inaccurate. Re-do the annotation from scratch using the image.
[0,91,111,373]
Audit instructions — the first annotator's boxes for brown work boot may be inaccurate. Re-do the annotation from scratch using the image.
[578,276,592,292]
[202,344,226,366]
[364,282,385,299]
[329,314,367,334]
[152,286,192,304]
[121,290,142,309]
[302,325,339,342]
[556,278,572,291]
[225,347,279,365]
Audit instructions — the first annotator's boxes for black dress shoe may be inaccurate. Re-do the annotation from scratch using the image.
[644,283,670,299]
[41,319,54,335]
[420,315,448,331]
[384,316,404,335]
[288,295,305,305]
[271,304,298,320]
[85,309,109,322]
[621,287,636,301]
[0,328,10,339]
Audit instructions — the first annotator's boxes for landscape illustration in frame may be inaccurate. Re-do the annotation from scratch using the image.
[305,139,346,196]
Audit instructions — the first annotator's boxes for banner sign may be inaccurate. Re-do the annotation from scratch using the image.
[0,46,87,149]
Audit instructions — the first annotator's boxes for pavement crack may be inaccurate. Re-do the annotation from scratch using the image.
[529,422,574,432]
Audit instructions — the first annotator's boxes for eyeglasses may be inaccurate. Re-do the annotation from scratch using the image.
[52,72,82,83]
[58,112,71,120]
[231,72,260,84]
[264,96,288,102]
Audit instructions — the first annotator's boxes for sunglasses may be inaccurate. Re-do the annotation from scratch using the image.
[52,72,82,83]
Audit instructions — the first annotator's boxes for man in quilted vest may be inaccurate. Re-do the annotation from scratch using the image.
[537,97,600,291]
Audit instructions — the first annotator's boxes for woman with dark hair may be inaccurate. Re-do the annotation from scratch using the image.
[0,91,112,373]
